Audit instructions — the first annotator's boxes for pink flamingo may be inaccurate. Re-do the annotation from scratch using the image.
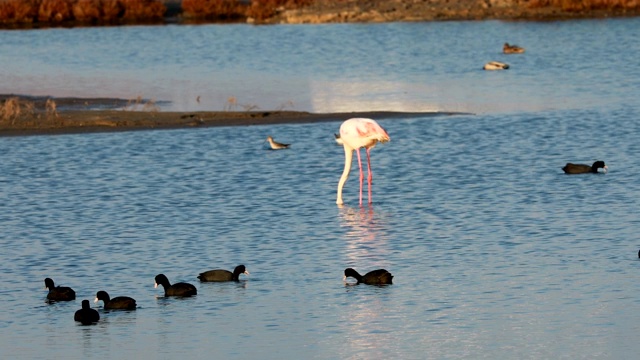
[336,118,390,205]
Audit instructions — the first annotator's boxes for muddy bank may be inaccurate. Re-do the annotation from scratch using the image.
[0,94,465,137]
[270,0,640,24]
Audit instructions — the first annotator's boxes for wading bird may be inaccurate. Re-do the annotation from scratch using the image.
[336,118,390,205]
[266,136,290,150]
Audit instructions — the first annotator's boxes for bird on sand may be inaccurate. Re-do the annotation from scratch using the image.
[503,42,525,54]
[483,61,509,70]
[336,118,390,205]
[74,300,100,325]
[562,161,608,174]
[343,268,393,285]
[266,136,290,150]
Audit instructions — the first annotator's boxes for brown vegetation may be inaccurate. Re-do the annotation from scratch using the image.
[0,0,166,25]
[529,0,640,11]
[0,0,311,26]
[0,97,61,127]
[2,0,640,27]
[181,0,311,22]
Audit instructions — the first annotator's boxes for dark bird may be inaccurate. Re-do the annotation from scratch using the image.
[74,300,100,325]
[198,265,249,282]
[343,268,393,285]
[154,274,197,297]
[562,161,608,174]
[44,278,76,302]
[94,290,137,310]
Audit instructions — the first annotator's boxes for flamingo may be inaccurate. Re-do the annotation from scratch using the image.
[336,118,390,205]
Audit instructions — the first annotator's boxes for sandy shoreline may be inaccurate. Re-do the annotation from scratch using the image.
[0,94,466,137]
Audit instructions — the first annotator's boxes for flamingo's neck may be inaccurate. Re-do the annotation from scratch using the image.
[336,145,353,205]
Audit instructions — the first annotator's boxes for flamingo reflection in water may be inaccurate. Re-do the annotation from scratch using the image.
[337,205,394,357]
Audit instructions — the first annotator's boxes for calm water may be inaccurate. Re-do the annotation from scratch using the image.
[2,18,640,359]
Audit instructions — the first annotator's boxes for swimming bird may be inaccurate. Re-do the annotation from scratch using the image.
[483,61,509,70]
[266,136,290,150]
[44,278,76,302]
[336,118,390,205]
[343,268,393,285]
[94,290,137,310]
[198,265,249,282]
[154,274,197,297]
[562,161,608,174]
[503,42,525,54]
[74,300,100,325]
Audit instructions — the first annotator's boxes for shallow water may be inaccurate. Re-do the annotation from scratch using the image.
[2,19,639,114]
[2,18,640,359]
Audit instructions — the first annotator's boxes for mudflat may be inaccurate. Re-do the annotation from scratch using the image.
[0,94,462,137]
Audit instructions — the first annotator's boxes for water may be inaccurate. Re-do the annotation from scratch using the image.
[2,18,640,359]
[2,19,639,113]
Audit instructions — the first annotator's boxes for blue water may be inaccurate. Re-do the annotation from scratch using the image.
[2,19,639,113]
[2,18,640,359]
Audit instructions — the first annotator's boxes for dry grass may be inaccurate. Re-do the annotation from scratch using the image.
[124,95,159,112]
[276,100,294,111]
[529,0,640,11]
[224,96,238,111]
[222,96,261,111]
[0,97,35,124]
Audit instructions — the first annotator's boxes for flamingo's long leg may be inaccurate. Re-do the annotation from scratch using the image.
[366,148,373,204]
[355,148,364,205]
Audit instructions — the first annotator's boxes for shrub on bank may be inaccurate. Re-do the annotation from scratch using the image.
[0,0,166,25]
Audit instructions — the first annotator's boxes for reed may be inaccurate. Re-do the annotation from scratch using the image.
[45,98,58,119]
[0,97,35,125]
[224,96,238,111]
[124,95,158,111]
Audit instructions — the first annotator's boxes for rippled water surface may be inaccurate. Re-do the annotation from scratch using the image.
[2,18,640,359]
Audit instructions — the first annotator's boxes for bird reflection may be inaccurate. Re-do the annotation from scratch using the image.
[338,205,391,270]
